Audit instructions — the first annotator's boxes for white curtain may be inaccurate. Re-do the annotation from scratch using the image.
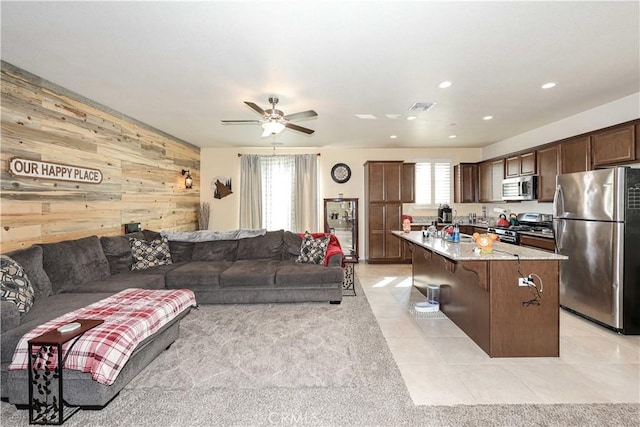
[239,154,318,232]
[294,154,318,232]
[239,154,262,229]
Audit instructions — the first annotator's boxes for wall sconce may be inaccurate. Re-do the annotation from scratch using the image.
[181,169,193,189]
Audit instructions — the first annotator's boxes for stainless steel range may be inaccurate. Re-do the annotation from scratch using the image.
[488,213,553,245]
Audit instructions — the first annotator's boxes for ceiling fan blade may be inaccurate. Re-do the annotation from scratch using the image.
[283,110,318,121]
[285,122,315,135]
[244,101,268,117]
[221,120,262,124]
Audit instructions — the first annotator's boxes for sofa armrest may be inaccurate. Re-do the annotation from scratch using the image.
[326,253,343,268]
[1,301,21,333]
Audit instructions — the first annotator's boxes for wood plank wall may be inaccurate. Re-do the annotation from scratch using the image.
[0,62,200,253]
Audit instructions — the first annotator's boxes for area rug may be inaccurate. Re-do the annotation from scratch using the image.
[127,299,364,390]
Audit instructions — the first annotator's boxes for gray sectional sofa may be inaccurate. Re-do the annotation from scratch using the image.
[1,229,344,408]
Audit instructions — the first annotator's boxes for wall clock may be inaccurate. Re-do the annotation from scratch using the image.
[331,163,351,184]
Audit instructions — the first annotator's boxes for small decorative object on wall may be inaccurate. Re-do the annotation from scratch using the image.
[9,158,103,184]
[331,163,351,184]
[181,169,193,189]
[211,176,233,199]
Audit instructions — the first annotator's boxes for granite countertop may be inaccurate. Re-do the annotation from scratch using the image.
[393,231,567,261]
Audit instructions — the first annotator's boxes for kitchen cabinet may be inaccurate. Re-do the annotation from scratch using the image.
[560,136,591,174]
[506,151,536,178]
[536,145,560,202]
[591,124,636,167]
[364,161,404,263]
[454,163,478,203]
[520,234,556,252]
[479,159,504,203]
[401,163,415,203]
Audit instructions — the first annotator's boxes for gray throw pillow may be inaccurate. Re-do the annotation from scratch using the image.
[0,255,35,314]
[129,236,173,270]
[296,232,330,265]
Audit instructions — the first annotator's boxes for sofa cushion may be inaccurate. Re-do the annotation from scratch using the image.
[276,261,344,287]
[40,236,111,294]
[0,256,35,314]
[219,260,279,287]
[4,246,52,300]
[76,273,166,293]
[296,232,330,265]
[282,231,304,260]
[130,237,173,271]
[236,230,284,260]
[100,232,146,274]
[165,261,233,290]
[191,240,238,262]
[167,241,194,263]
[1,300,20,333]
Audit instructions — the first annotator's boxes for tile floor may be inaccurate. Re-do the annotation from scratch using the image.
[355,263,640,406]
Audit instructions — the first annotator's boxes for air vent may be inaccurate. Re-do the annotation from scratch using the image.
[408,102,436,112]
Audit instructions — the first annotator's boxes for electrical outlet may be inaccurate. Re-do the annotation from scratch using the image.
[518,277,530,287]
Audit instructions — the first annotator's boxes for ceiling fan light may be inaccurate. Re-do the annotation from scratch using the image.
[261,121,285,136]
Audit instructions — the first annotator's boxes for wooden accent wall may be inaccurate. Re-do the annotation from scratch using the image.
[1,62,200,252]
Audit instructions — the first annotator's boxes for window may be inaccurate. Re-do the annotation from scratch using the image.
[260,156,296,231]
[414,159,452,207]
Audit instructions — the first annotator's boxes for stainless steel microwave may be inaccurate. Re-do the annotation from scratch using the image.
[502,175,537,201]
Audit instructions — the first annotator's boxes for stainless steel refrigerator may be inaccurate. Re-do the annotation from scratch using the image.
[553,167,640,334]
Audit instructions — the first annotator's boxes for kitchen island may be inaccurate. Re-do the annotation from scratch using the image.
[393,231,568,357]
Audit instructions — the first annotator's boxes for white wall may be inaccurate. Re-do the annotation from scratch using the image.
[200,146,482,258]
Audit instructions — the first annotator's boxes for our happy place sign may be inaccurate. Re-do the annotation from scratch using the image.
[9,158,103,184]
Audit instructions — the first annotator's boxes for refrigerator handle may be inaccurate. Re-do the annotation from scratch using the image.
[552,185,563,217]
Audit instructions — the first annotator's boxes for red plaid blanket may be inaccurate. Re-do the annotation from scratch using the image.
[8,288,196,385]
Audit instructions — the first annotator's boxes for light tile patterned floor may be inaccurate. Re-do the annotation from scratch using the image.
[355,263,640,406]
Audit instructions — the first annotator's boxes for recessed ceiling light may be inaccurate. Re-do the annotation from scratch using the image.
[438,81,453,89]
[483,115,494,121]
[449,135,457,139]
[406,115,417,121]
[355,114,377,119]
[385,114,401,119]
[541,82,557,89]
[390,135,398,139]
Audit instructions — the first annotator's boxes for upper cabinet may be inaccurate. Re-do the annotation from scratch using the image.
[367,161,403,202]
[479,159,504,203]
[505,151,536,177]
[454,163,478,203]
[401,163,415,203]
[536,145,560,202]
[560,136,591,174]
[591,124,636,167]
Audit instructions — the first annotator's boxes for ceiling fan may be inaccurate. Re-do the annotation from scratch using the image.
[221,96,317,137]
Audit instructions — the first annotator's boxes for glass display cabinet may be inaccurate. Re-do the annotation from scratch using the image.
[323,198,358,262]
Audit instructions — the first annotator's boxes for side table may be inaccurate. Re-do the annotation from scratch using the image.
[342,259,357,296]
[28,319,104,425]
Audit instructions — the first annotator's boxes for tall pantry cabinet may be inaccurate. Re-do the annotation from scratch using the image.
[364,161,404,263]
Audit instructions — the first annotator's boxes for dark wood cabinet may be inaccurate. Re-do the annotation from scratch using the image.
[364,161,404,263]
[506,152,536,177]
[479,159,504,202]
[536,145,560,202]
[560,136,591,174]
[454,163,478,203]
[591,124,636,167]
[401,163,415,203]
[519,234,556,252]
